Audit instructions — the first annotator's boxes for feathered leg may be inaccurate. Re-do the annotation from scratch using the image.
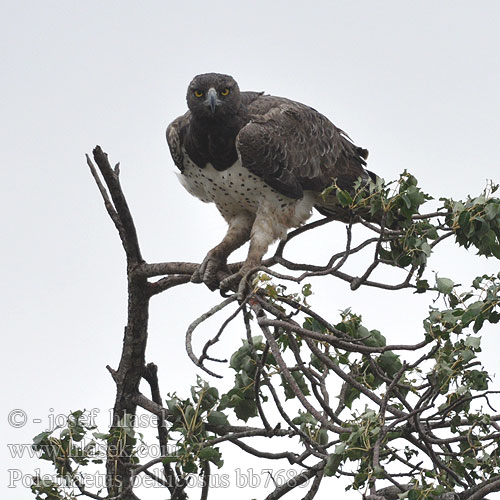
[191,212,254,291]
[220,207,280,296]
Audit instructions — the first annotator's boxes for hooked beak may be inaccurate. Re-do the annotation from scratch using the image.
[206,87,218,114]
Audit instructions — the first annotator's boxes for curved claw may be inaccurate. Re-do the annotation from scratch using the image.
[219,265,257,301]
[191,253,229,291]
[219,271,243,297]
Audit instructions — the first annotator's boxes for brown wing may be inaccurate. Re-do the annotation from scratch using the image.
[166,111,191,172]
[236,95,369,199]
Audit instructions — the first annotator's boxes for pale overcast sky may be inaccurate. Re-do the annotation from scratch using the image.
[2,2,500,499]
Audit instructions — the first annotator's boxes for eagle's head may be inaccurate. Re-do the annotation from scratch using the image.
[186,73,241,119]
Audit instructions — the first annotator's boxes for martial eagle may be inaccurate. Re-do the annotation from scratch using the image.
[167,73,375,291]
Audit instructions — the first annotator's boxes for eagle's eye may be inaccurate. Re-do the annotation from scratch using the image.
[220,88,230,96]
[193,90,204,98]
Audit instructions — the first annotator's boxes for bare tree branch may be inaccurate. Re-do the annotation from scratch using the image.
[62,147,500,500]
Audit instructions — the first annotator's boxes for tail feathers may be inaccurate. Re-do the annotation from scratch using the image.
[357,146,369,161]
[314,195,356,222]
[366,169,378,183]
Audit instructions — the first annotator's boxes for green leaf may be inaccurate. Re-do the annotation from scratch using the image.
[317,429,329,445]
[491,244,500,259]
[473,315,485,332]
[466,370,488,390]
[292,412,316,425]
[207,411,229,426]
[377,351,402,378]
[345,387,361,408]
[324,453,343,476]
[459,348,475,363]
[425,227,439,240]
[32,431,52,445]
[183,460,198,474]
[420,241,432,257]
[334,443,347,454]
[303,317,327,333]
[462,301,484,325]
[408,489,420,500]
[489,311,500,324]
[433,485,448,496]
[230,348,249,371]
[336,189,353,207]
[233,398,257,422]
[368,329,386,347]
[458,210,471,228]
[401,193,412,209]
[416,279,429,293]
[165,397,182,418]
[485,202,500,220]
[310,352,324,371]
[465,336,481,349]
[198,446,223,467]
[281,372,310,400]
[436,277,454,294]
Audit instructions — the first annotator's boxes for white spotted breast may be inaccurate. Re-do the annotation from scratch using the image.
[177,153,318,232]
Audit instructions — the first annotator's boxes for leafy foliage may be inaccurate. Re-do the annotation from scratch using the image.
[30,170,500,500]
[164,377,225,473]
[443,181,500,258]
[31,410,105,499]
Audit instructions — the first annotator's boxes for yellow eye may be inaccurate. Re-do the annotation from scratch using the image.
[220,88,230,96]
[194,90,204,98]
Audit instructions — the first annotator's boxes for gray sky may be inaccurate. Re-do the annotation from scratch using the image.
[2,1,500,499]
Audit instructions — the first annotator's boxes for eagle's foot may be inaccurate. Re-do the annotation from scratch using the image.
[219,264,258,300]
[219,272,244,297]
[191,252,229,291]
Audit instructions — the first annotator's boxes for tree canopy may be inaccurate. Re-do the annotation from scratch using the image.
[30,147,500,500]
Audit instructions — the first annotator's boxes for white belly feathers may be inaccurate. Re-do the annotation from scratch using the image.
[178,155,317,238]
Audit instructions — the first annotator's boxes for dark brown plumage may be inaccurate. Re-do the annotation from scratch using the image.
[167,73,375,291]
